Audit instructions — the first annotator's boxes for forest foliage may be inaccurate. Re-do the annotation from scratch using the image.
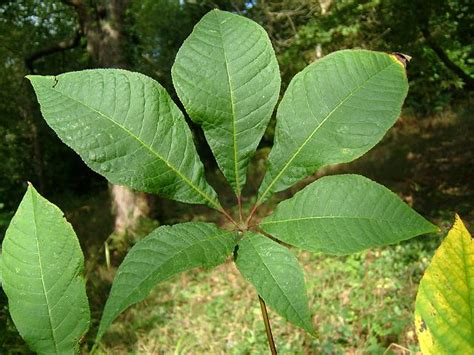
[0,0,472,216]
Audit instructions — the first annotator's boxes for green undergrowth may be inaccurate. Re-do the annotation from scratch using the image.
[95,231,443,354]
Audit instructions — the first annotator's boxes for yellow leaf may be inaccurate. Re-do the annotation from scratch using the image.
[415,215,474,354]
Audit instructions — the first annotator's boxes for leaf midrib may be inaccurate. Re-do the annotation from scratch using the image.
[216,13,240,195]
[31,191,60,354]
[262,215,417,225]
[42,79,220,210]
[258,60,398,203]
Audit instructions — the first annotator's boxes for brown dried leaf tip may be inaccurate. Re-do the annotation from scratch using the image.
[392,52,412,68]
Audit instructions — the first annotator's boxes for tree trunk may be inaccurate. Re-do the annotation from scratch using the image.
[110,185,150,234]
[70,0,150,234]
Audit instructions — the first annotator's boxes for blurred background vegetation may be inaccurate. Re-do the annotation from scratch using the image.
[0,0,472,353]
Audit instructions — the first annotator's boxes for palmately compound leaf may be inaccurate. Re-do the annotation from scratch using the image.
[27,70,221,210]
[172,9,280,195]
[415,215,474,354]
[0,185,89,354]
[234,232,314,334]
[258,50,409,204]
[261,174,438,255]
[97,222,237,341]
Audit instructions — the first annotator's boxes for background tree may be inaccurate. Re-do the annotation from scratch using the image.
[2,0,470,234]
[0,0,93,222]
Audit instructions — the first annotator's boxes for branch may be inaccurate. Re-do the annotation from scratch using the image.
[25,30,82,72]
[24,0,87,72]
[59,0,87,29]
[420,26,474,90]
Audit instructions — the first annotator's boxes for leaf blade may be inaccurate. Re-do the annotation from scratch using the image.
[97,222,237,341]
[261,174,438,255]
[415,215,474,354]
[0,185,89,354]
[172,9,280,194]
[258,50,408,203]
[235,232,314,334]
[27,69,220,209]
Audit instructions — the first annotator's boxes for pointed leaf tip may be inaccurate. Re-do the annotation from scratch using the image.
[261,174,437,255]
[25,74,46,82]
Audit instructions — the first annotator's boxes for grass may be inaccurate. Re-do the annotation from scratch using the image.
[93,230,444,354]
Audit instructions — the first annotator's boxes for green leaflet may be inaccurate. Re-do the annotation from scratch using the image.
[258,50,409,203]
[18,8,437,350]
[172,9,280,195]
[27,70,221,210]
[415,215,474,354]
[235,232,314,334]
[1,185,89,354]
[261,174,437,255]
[97,222,237,341]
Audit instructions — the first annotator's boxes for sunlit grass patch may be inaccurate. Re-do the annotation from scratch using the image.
[96,232,442,354]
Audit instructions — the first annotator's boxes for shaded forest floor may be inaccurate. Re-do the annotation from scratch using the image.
[1,106,473,353]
